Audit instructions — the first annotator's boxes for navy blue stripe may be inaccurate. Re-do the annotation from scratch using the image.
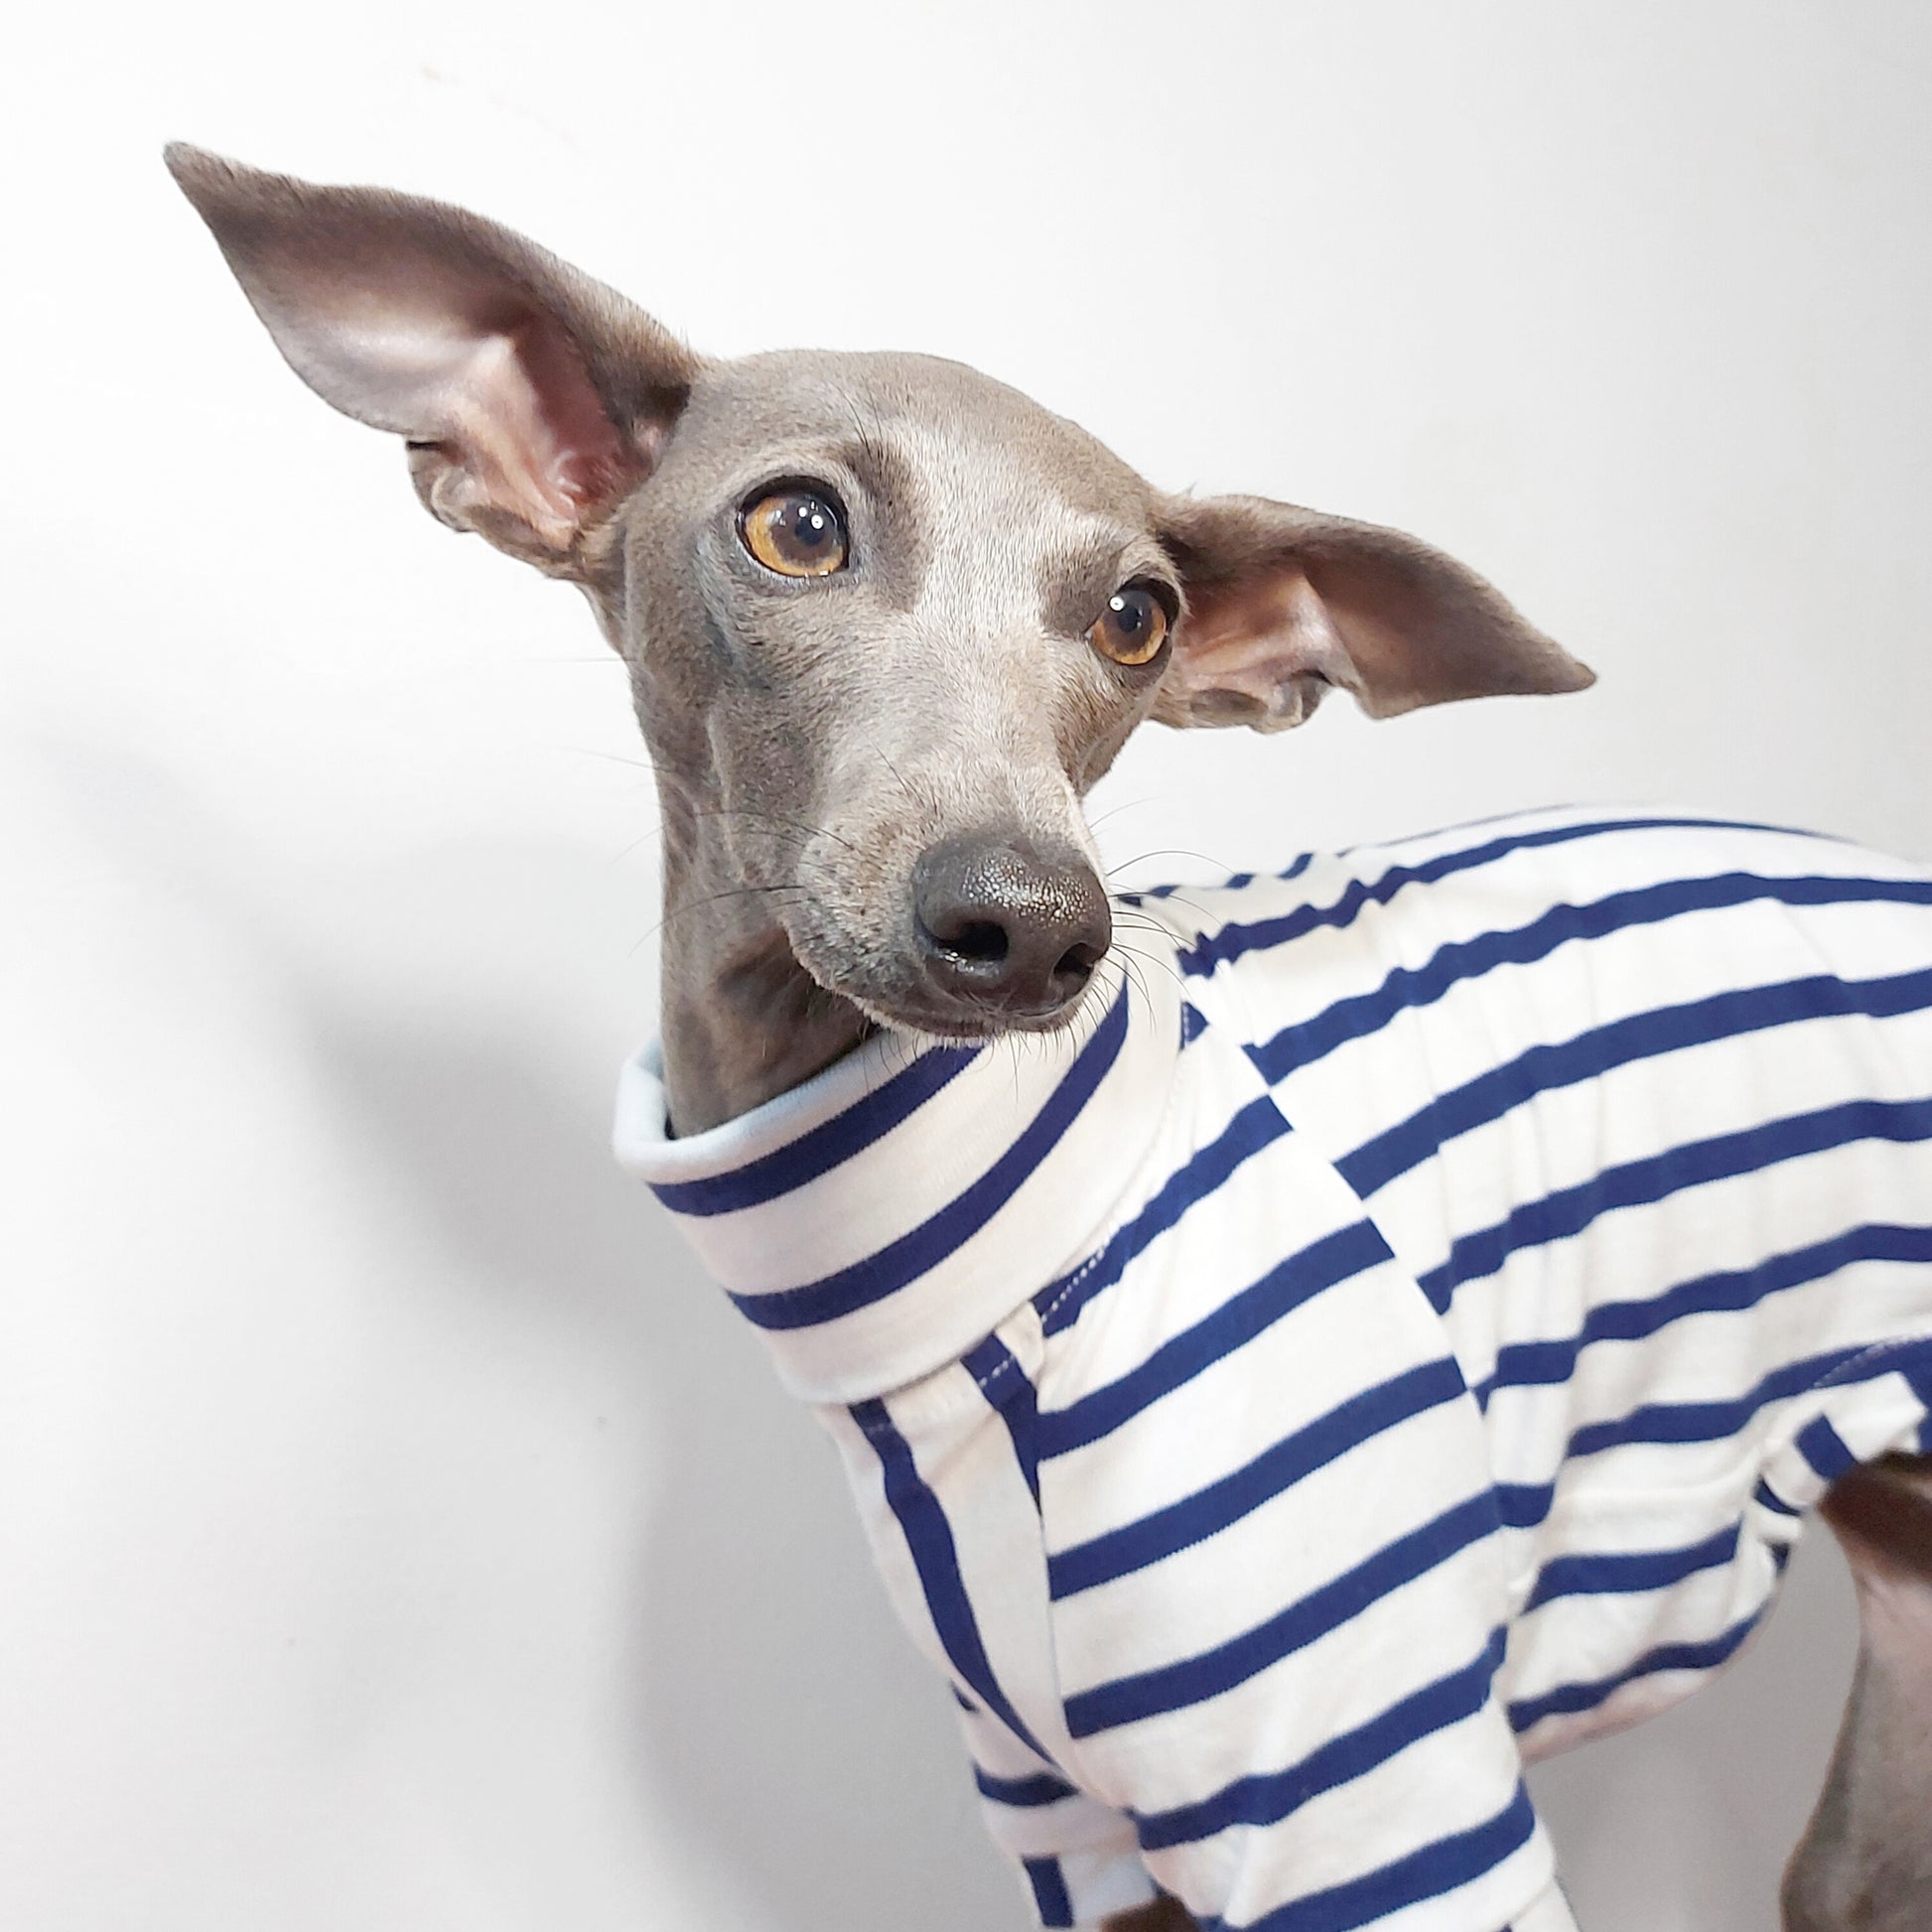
[1048,1357,1466,1598]
[1025,1857,1074,1928]
[1420,1098,1932,1314]
[1796,1414,1860,1483]
[1476,1224,1932,1406]
[974,1767,1078,1809]
[1508,1613,1761,1733]
[1340,967,1932,1200]
[1565,1337,1932,1461]
[1753,1476,1801,1518]
[964,1334,1040,1505]
[1145,852,1315,904]
[648,1043,975,1216]
[1134,1627,1505,1851]
[851,1398,1049,1761]
[1038,1219,1394,1460]
[1063,1492,1499,1737]
[1494,1481,1556,1530]
[1493,1333,1932,1534]
[1178,815,1828,981]
[1521,1525,1739,1614]
[1247,872,1932,1085]
[728,987,1129,1332]
[1200,1782,1538,1932]
[1035,1094,1293,1338]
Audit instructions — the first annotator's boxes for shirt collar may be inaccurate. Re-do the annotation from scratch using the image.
[614,960,1182,1405]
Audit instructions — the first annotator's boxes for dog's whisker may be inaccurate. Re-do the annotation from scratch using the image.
[1115,889,1217,925]
[662,881,806,920]
[1109,947,1154,1013]
[569,746,657,770]
[611,825,666,864]
[868,739,916,808]
[1086,796,1155,835]
[1110,915,1192,958]
[1110,938,1188,1000]
[695,806,856,854]
[1105,847,1239,892]
[633,881,808,947]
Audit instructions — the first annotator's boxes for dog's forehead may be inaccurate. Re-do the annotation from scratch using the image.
[679,348,1156,546]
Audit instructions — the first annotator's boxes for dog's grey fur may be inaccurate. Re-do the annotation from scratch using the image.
[167,145,1932,1929]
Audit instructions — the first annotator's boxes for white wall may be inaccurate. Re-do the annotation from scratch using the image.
[5,5,1930,1928]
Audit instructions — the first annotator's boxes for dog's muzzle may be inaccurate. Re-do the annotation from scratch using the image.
[909,835,1111,1026]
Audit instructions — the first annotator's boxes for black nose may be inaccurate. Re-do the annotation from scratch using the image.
[911,837,1112,1018]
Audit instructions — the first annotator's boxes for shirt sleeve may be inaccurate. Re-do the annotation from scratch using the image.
[955,1694,1163,1928]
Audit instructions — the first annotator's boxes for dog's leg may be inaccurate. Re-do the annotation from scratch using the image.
[1783,1453,1932,1930]
[1103,1895,1197,1931]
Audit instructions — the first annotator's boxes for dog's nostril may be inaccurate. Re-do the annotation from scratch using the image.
[1055,941,1100,987]
[941,918,1010,965]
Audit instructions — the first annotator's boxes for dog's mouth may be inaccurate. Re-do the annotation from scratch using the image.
[783,924,1114,1047]
[862,980,1109,1043]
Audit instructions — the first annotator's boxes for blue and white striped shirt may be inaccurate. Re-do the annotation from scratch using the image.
[615,809,1932,1932]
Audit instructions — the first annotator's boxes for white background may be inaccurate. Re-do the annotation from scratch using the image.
[4,5,1931,1928]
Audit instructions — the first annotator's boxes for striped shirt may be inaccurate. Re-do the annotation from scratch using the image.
[614,809,1932,1932]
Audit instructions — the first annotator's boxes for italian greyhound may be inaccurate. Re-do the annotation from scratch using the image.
[168,145,1932,1931]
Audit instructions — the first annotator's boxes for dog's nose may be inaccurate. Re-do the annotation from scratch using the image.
[912,837,1112,1017]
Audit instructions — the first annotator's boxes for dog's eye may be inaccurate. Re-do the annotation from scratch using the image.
[739,488,850,577]
[1088,584,1172,667]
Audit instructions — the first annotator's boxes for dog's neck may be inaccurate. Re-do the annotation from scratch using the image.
[649,763,873,1138]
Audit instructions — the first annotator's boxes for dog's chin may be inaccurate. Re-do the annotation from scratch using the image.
[842,984,1104,1048]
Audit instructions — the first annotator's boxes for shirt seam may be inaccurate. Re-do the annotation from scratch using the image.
[1033,1001,1235,1341]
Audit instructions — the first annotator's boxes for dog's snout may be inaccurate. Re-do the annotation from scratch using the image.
[912,837,1111,1019]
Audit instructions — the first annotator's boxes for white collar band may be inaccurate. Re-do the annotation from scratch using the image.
[614,964,1183,1404]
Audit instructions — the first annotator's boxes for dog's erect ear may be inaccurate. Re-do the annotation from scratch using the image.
[165,145,699,578]
[1153,493,1593,731]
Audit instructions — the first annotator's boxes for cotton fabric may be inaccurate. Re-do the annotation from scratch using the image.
[616,810,1932,1931]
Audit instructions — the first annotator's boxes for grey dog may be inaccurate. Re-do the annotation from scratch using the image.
[169,145,1932,1931]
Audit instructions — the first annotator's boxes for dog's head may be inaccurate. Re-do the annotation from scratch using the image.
[169,146,1591,1042]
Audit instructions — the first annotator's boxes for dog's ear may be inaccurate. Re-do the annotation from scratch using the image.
[1153,493,1593,731]
[166,145,699,580]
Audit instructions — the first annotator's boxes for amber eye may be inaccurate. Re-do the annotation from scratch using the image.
[1088,583,1172,666]
[739,487,850,577]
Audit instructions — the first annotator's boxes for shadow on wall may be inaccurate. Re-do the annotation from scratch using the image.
[308,1005,1019,1932]
[37,732,1021,1932]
